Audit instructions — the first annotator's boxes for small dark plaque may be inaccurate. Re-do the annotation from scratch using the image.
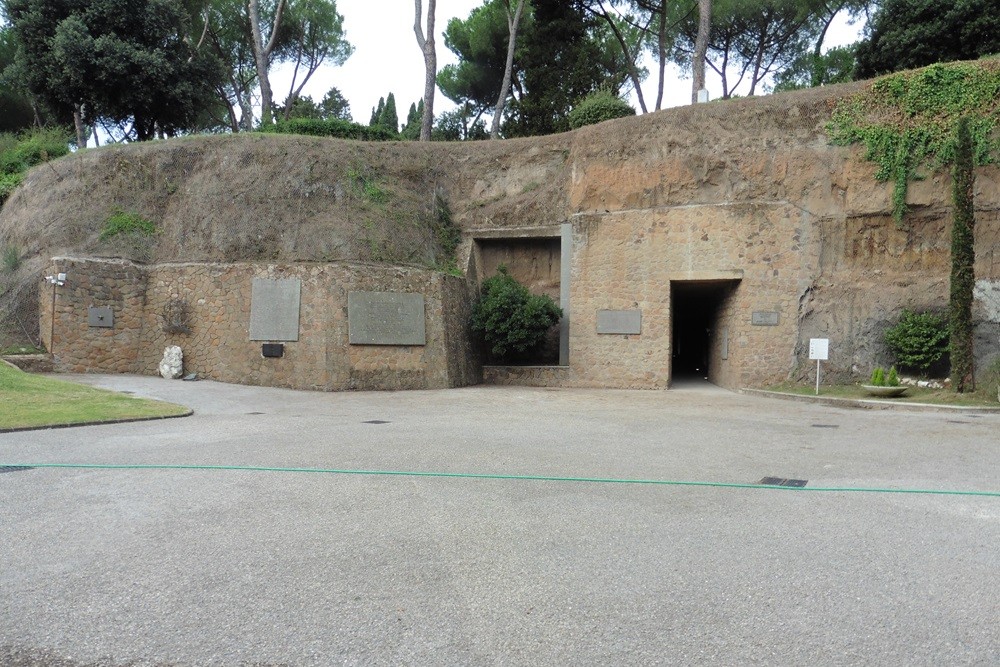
[88,306,114,328]
[261,343,284,358]
[759,477,808,487]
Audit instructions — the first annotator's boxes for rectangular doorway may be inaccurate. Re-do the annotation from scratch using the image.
[670,280,740,386]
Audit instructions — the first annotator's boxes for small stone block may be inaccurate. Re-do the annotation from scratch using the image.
[596,309,642,335]
[88,306,114,328]
[348,292,426,345]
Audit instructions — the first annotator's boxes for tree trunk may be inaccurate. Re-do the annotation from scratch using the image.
[414,0,437,141]
[655,0,667,111]
[248,0,286,127]
[692,0,711,103]
[492,0,525,139]
[73,106,86,149]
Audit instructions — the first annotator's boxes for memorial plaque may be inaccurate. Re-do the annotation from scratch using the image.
[348,291,426,345]
[752,311,780,326]
[249,278,301,341]
[88,306,114,328]
[596,309,642,335]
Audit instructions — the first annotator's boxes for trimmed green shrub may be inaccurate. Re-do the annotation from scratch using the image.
[568,90,636,130]
[0,172,23,204]
[884,309,949,373]
[471,266,562,363]
[260,118,397,142]
[870,367,886,386]
[887,366,900,387]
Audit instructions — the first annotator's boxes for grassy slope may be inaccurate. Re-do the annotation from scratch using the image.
[768,381,999,407]
[0,363,189,430]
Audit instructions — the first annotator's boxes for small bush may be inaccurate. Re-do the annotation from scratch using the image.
[0,172,23,204]
[884,309,949,373]
[870,367,886,386]
[887,366,900,387]
[568,90,636,130]
[2,245,20,274]
[260,118,397,142]
[100,210,156,240]
[471,266,562,363]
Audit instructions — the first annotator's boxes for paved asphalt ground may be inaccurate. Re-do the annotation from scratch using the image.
[1,375,998,666]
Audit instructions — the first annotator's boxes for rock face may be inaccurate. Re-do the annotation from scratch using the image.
[159,346,183,379]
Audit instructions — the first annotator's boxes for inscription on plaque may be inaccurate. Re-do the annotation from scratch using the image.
[751,311,780,326]
[348,291,426,346]
[88,306,114,328]
[596,309,642,335]
[249,278,301,341]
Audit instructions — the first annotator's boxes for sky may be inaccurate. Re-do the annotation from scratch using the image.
[272,0,867,127]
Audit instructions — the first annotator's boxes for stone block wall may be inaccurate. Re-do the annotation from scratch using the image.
[42,257,479,391]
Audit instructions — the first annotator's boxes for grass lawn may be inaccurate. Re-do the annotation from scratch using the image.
[0,363,190,430]
[767,381,1000,407]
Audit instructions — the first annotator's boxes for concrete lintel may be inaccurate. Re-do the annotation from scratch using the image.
[472,225,563,240]
[668,270,744,282]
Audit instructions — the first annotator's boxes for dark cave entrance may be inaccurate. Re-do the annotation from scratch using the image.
[670,280,739,385]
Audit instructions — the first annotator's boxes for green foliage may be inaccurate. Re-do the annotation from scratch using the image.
[432,106,488,141]
[4,0,223,141]
[471,266,562,363]
[887,366,900,387]
[568,89,635,129]
[0,127,71,175]
[772,45,857,92]
[2,244,21,274]
[0,172,24,205]
[437,0,514,119]
[400,100,424,140]
[884,309,949,373]
[950,116,977,392]
[826,60,1000,223]
[260,118,397,142]
[283,88,352,122]
[346,168,389,205]
[431,192,460,272]
[855,0,1000,79]
[870,366,886,386]
[100,210,156,241]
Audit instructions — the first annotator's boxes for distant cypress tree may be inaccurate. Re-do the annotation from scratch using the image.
[369,97,385,126]
[401,100,422,140]
[380,92,399,133]
[949,116,977,392]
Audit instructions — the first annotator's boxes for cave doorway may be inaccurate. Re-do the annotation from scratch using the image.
[670,280,740,386]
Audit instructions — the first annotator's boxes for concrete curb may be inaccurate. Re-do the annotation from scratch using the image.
[0,409,194,434]
[740,389,1000,414]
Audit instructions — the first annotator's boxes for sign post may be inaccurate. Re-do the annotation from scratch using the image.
[808,338,829,395]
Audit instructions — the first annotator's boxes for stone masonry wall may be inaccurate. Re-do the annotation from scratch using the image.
[42,257,478,391]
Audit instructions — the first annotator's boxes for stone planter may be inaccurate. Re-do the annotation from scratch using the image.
[862,385,908,398]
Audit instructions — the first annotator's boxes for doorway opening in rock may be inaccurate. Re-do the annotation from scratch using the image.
[670,280,740,386]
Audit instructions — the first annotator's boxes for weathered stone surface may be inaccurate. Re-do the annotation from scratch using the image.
[159,346,183,379]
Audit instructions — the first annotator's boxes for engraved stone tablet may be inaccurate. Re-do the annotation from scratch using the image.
[88,306,114,328]
[596,309,642,335]
[348,292,426,345]
[250,278,301,341]
[752,311,780,326]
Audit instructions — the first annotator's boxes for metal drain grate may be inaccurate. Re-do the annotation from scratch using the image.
[362,420,391,425]
[759,477,808,487]
[811,424,839,429]
[245,412,265,415]
[0,466,34,474]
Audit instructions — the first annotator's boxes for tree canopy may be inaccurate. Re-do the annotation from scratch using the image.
[855,0,1000,79]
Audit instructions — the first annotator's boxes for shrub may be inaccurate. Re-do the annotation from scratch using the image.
[870,367,886,386]
[471,266,562,363]
[887,366,900,387]
[884,309,949,373]
[0,172,23,204]
[568,90,636,130]
[100,210,156,240]
[260,118,397,142]
[2,245,20,274]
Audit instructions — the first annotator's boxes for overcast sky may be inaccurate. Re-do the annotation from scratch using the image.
[270,1,866,126]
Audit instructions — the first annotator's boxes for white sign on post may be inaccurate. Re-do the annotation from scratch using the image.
[809,338,829,394]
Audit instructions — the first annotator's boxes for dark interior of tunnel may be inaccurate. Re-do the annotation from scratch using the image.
[670,281,736,383]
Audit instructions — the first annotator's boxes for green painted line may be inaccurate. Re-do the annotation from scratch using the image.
[3,462,998,498]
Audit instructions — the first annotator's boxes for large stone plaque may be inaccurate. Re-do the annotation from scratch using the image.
[88,306,114,328]
[596,309,642,335]
[250,278,301,341]
[752,311,780,326]
[348,291,426,345]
